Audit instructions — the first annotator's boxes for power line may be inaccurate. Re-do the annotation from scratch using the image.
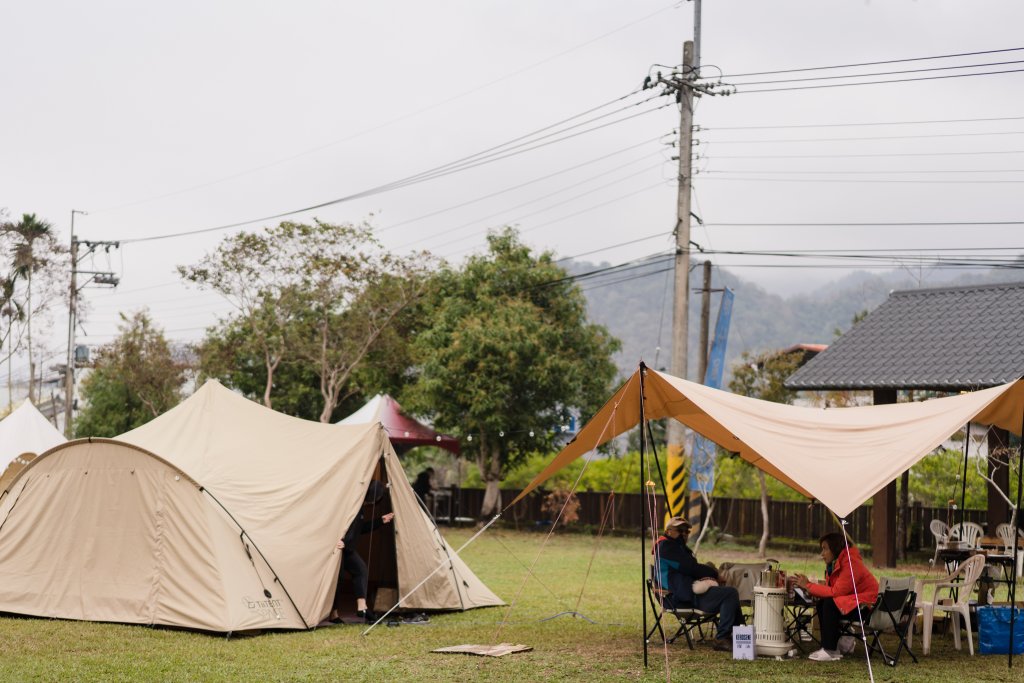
[702,168,1024,175]
[115,99,671,245]
[698,176,1024,185]
[90,1,680,215]
[700,220,1024,227]
[731,66,1024,94]
[377,137,663,233]
[724,58,1024,87]
[713,46,1024,79]
[701,130,1024,145]
[705,150,1024,160]
[701,115,1024,132]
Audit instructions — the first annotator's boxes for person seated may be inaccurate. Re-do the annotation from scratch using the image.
[654,516,744,652]
[794,531,878,662]
[412,467,435,506]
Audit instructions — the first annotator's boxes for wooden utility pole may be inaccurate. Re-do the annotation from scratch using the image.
[64,215,81,437]
[664,40,696,525]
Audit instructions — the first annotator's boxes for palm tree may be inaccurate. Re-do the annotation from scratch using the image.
[9,213,55,402]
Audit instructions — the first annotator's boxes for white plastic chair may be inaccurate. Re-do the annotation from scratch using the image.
[930,519,948,565]
[995,523,1021,553]
[948,521,984,549]
[915,554,986,656]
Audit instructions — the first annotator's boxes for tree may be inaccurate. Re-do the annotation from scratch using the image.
[183,220,428,419]
[74,311,186,437]
[401,228,620,518]
[7,213,60,402]
[728,349,802,557]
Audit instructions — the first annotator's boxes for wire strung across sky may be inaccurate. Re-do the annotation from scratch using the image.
[114,93,669,245]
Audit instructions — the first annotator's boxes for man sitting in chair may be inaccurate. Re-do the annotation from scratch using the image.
[654,516,743,652]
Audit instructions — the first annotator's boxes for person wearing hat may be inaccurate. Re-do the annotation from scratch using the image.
[654,516,743,652]
[330,480,395,624]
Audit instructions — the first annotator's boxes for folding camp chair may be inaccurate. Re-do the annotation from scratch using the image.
[645,570,716,650]
[858,577,919,667]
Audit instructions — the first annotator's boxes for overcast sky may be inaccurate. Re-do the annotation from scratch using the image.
[3,0,1023,381]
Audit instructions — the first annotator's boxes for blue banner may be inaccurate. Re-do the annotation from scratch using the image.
[689,287,734,493]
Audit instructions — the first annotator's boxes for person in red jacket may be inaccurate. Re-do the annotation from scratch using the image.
[794,531,879,662]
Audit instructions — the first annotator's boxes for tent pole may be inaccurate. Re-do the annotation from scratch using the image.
[1010,402,1023,671]
[960,422,970,533]
[639,362,649,668]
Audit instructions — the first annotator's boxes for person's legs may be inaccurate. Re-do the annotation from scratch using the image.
[694,585,741,640]
[342,548,370,613]
[817,597,841,651]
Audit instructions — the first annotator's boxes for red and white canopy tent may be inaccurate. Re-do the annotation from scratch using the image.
[509,363,1024,669]
[339,394,461,456]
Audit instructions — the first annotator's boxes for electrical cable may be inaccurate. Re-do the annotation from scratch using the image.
[724,58,1024,87]
[713,46,1024,79]
[701,115,1024,132]
[114,100,671,245]
[699,130,1024,145]
[705,150,1024,160]
[731,66,1024,94]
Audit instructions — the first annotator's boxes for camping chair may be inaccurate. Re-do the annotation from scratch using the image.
[856,577,918,667]
[646,568,716,650]
[930,519,949,565]
[948,522,984,549]
[916,554,986,656]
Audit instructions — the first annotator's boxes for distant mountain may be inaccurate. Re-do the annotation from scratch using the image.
[568,259,1024,382]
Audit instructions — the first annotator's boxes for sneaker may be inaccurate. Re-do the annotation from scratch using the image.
[807,648,842,662]
[712,638,732,652]
[837,635,856,654]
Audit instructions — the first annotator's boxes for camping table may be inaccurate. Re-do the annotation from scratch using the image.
[937,547,972,576]
[783,594,820,653]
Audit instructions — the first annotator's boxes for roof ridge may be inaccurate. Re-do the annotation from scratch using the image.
[890,280,1024,297]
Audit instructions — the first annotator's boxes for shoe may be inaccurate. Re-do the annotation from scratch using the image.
[356,609,377,624]
[807,648,842,662]
[712,638,732,652]
[837,635,856,654]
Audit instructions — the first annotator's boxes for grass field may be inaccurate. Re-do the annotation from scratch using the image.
[0,528,1021,682]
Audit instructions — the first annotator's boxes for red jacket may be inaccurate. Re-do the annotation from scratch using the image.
[805,546,878,615]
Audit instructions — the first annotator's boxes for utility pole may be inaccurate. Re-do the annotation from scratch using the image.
[664,40,697,526]
[64,211,119,437]
[64,211,82,437]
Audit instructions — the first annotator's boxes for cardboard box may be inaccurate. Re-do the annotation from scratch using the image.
[733,625,755,660]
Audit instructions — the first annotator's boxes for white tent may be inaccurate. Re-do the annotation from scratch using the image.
[0,381,501,632]
[0,400,67,491]
[514,367,1024,518]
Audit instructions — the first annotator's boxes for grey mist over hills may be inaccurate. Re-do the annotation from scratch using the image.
[568,259,1024,382]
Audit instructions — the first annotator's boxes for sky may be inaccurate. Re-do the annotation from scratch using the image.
[2,0,1024,386]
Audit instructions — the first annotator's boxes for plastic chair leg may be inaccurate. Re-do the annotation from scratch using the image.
[951,610,961,651]
[960,608,974,656]
[921,604,934,655]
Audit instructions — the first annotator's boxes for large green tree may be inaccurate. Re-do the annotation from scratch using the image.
[402,228,620,518]
[183,220,429,420]
[74,311,186,437]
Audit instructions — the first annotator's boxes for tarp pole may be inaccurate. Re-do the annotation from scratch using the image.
[639,362,649,668]
[960,422,970,533]
[1010,408,1023,671]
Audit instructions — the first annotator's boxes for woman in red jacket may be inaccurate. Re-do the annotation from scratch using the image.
[795,531,879,662]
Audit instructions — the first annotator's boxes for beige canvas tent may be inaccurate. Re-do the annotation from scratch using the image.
[0,399,67,492]
[0,380,501,633]
[514,366,1024,518]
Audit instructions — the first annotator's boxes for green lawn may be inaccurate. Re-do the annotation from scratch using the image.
[0,529,1021,682]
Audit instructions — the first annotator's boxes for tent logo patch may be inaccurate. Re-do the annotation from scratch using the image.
[243,595,282,618]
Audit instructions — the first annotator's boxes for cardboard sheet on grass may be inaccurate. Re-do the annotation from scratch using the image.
[433,643,532,657]
[514,367,1024,518]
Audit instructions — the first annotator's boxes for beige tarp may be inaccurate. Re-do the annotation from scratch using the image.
[515,367,1024,518]
[0,380,501,632]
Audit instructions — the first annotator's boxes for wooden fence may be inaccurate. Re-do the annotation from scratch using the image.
[445,487,988,549]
